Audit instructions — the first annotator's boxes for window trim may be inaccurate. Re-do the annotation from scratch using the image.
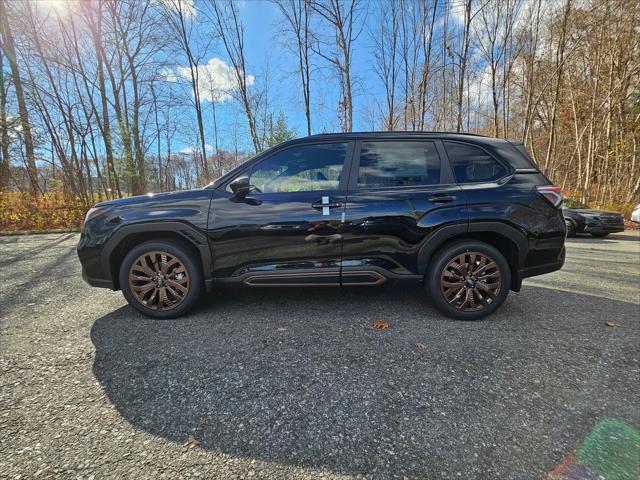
[441,140,513,185]
[347,138,449,191]
[219,140,355,194]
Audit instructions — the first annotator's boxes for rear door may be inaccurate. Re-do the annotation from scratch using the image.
[340,138,467,283]
[208,141,353,285]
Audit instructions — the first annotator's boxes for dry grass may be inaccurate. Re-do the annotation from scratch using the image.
[0,191,96,232]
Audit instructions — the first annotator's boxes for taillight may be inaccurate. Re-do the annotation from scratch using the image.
[536,186,563,208]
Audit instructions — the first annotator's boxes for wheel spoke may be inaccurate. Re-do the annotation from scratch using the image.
[475,261,497,275]
[132,283,155,294]
[130,274,152,282]
[447,287,465,304]
[165,279,187,294]
[460,288,472,309]
[475,281,497,297]
[477,270,500,280]
[161,257,180,275]
[135,260,155,276]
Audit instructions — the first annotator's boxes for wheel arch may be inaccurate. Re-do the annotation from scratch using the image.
[417,222,528,291]
[102,222,212,290]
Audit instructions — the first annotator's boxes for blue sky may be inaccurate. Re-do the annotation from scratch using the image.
[172,0,388,154]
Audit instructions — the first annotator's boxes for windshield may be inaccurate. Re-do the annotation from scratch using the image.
[564,198,589,209]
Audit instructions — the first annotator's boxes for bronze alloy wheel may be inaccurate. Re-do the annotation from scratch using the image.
[128,250,190,311]
[440,251,502,312]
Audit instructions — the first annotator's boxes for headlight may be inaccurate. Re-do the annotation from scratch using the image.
[84,206,110,224]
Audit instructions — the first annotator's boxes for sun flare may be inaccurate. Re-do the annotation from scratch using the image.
[39,0,79,19]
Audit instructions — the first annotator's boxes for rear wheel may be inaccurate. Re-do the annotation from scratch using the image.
[426,240,511,320]
[119,240,203,318]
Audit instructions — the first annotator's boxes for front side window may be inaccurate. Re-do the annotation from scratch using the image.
[357,141,441,188]
[249,143,347,193]
[444,141,507,183]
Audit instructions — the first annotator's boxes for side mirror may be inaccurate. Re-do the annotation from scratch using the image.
[229,176,251,197]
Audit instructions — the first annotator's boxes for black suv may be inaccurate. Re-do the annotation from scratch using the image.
[78,132,566,320]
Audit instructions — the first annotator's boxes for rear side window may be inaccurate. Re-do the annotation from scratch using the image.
[444,141,507,183]
[357,141,440,188]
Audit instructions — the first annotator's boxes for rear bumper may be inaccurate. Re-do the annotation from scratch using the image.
[513,246,565,291]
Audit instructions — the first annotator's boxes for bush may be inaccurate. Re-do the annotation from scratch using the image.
[0,192,100,232]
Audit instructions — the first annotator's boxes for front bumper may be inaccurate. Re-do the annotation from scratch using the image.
[82,267,115,289]
[584,223,624,234]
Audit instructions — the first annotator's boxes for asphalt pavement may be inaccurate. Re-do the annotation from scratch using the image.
[1,231,638,479]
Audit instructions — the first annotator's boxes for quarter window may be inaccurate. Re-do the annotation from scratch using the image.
[249,143,347,193]
[357,141,441,188]
[444,141,507,183]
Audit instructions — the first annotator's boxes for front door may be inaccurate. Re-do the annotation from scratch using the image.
[341,139,467,283]
[208,141,353,286]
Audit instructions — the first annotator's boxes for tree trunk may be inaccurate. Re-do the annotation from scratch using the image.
[0,0,38,194]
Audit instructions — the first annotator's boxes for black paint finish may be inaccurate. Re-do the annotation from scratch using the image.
[78,132,566,299]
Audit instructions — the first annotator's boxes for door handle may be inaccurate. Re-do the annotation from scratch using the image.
[428,195,456,204]
[312,200,342,209]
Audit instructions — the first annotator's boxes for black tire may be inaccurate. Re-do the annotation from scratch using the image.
[119,239,203,319]
[426,240,511,321]
[565,219,577,238]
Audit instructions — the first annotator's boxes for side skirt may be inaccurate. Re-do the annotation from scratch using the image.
[214,268,422,288]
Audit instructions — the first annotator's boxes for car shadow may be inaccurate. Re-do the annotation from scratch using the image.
[90,285,639,478]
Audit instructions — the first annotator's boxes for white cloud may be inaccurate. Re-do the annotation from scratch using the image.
[155,0,196,18]
[468,64,493,105]
[179,144,214,155]
[178,57,255,103]
[160,68,178,83]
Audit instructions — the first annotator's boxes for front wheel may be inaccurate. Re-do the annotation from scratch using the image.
[565,219,577,237]
[119,240,203,319]
[426,240,511,320]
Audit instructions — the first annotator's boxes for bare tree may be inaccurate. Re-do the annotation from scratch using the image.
[80,0,121,197]
[205,0,262,152]
[274,0,313,136]
[0,0,38,194]
[372,0,399,130]
[159,0,211,182]
[455,0,472,132]
[0,44,10,190]
[310,0,362,132]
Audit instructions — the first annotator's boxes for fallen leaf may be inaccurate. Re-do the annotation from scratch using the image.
[183,435,200,449]
[197,419,208,428]
[371,320,390,330]
[606,321,622,328]
[416,343,427,350]
[276,327,287,332]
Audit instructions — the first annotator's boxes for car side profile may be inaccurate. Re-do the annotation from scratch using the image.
[77,132,566,320]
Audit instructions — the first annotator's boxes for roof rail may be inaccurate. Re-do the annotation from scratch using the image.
[303,131,489,138]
